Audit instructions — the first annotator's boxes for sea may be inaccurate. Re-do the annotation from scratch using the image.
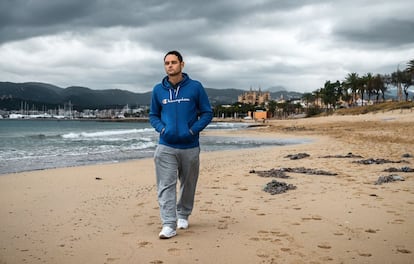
[0,119,310,175]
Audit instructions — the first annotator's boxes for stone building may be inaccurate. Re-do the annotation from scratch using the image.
[238,88,271,105]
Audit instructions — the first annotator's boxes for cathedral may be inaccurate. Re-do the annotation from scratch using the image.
[238,87,271,105]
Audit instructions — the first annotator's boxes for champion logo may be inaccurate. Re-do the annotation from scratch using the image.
[162,98,190,104]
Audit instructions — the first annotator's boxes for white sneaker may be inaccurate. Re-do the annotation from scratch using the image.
[177,219,189,229]
[159,226,176,239]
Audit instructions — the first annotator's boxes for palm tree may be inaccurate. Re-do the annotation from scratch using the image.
[344,73,359,106]
[358,75,367,106]
[407,59,414,74]
[313,89,322,108]
[380,74,392,102]
[365,73,374,104]
[405,59,414,100]
[392,64,413,101]
[302,92,315,108]
[267,100,277,118]
[339,81,352,106]
[371,74,385,102]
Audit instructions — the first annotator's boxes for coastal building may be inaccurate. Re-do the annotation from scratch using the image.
[238,87,271,105]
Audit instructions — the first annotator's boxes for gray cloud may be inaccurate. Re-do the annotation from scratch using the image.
[0,0,413,93]
[334,18,414,48]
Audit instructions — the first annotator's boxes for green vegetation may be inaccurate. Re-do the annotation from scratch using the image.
[304,59,414,111]
[334,101,414,115]
[212,59,413,119]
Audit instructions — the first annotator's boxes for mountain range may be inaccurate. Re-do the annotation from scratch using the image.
[0,82,303,110]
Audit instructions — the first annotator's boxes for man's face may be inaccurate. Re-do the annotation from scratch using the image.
[164,54,184,77]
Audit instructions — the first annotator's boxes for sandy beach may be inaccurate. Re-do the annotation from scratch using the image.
[1,109,413,264]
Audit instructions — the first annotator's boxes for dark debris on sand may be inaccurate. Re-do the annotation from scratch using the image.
[353,158,409,165]
[374,174,405,185]
[282,126,310,132]
[249,168,290,178]
[383,166,414,172]
[282,167,338,176]
[402,153,413,158]
[263,180,297,195]
[284,153,310,160]
[250,167,337,177]
[320,152,363,158]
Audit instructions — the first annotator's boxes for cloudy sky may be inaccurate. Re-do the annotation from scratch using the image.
[1,0,413,93]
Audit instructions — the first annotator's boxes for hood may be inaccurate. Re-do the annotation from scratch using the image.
[161,72,190,90]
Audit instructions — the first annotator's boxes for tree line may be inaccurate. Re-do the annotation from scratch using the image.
[213,59,414,119]
[303,59,414,110]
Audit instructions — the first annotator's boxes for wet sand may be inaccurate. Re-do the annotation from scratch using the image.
[1,109,413,263]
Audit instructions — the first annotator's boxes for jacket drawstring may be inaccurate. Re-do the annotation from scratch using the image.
[175,86,180,98]
[169,85,181,101]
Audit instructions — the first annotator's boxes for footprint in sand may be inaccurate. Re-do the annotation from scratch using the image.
[167,248,180,256]
[396,248,412,254]
[200,208,218,214]
[137,241,152,248]
[217,222,228,230]
[390,219,405,224]
[317,243,331,249]
[106,257,120,262]
[301,215,322,221]
[358,252,372,257]
[365,228,378,233]
[256,249,270,258]
[217,215,237,229]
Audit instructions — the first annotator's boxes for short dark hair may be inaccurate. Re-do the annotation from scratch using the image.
[164,50,183,62]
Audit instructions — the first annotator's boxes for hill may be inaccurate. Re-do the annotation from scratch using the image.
[0,82,152,110]
[0,82,303,110]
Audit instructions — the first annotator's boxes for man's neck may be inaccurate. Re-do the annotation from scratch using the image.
[168,74,183,86]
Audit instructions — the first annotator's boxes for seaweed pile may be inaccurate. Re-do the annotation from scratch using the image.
[284,153,310,160]
[254,152,412,195]
[320,152,363,158]
[353,158,408,165]
[250,167,337,177]
[263,180,297,195]
[374,175,405,185]
[383,166,414,172]
[282,167,337,176]
[249,168,289,178]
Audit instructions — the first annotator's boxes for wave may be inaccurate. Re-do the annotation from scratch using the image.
[61,128,154,139]
[206,122,250,130]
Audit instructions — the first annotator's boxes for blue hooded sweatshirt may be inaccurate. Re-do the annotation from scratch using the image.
[149,73,213,149]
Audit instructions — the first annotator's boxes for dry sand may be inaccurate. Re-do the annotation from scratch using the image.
[1,109,413,264]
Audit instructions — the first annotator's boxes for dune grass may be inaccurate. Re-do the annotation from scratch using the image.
[334,101,414,115]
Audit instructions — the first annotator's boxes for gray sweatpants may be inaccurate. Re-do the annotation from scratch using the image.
[154,144,200,229]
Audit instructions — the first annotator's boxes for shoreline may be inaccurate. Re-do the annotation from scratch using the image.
[0,121,304,176]
[0,110,413,263]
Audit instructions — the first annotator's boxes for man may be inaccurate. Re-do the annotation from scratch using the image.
[149,50,213,239]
